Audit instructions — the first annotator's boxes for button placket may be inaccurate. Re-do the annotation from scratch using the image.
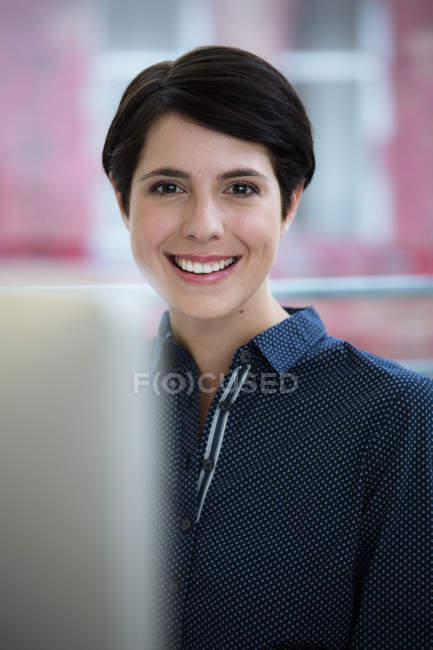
[239,348,252,364]
[181,517,193,532]
[201,458,214,472]
[218,398,232,412]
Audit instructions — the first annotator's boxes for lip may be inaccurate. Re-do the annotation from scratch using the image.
[165,253,241,284]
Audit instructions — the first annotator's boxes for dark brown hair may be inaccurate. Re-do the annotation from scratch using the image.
[102,45,315,217]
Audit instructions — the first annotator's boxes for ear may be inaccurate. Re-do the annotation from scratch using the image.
[109,174,130,231]
[280,184,303,237]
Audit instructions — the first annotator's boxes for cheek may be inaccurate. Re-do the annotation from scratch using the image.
[130,210,168,249]
[129,221,161,271]
[130,236,150,273]
[235,213,280,255]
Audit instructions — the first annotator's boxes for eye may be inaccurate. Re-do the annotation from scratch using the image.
[225,182,259,197]
[150,181,184,195]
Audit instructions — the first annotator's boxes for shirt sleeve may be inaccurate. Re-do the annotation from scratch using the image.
[349,376,433,648]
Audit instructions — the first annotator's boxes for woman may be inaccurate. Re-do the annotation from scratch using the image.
[102,46,433,649]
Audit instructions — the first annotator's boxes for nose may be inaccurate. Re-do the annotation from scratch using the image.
[181,194,224,242]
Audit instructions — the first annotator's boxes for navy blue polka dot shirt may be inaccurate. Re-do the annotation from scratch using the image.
[150,305,433,649]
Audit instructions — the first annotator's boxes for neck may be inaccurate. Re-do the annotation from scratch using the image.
[168,286,288,380]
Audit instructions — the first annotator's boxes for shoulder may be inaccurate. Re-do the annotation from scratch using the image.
[305,339,433,499]
[295,334,433,459]
[309,332,433,409]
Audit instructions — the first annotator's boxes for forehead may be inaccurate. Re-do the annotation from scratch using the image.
[136,113,275,176]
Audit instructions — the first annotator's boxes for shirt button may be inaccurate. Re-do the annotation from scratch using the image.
[201,458,214,472]
[218,399,232,412]
[240,349,252,363]
[168,578,179,595]
[181,517,192,532]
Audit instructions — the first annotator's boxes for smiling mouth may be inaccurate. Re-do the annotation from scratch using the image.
[167,255,240,275]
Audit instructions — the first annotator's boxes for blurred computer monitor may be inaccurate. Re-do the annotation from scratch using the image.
[0,286,157,650]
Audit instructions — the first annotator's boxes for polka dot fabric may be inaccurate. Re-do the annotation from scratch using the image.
[150,306,433,649]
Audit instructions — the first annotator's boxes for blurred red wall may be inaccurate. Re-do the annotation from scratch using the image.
[0,0,97,257]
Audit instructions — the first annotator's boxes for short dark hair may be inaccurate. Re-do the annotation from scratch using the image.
[102,45,315,217]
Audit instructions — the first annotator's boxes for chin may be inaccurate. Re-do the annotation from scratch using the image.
[169,298,238,322]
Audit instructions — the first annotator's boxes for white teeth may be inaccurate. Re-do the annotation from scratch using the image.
[173,256,236,274]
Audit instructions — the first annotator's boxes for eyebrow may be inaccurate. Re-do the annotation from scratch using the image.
[221,168,270,181]
[138,167,270,182]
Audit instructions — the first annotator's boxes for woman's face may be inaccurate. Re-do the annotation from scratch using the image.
[115,113,300,322]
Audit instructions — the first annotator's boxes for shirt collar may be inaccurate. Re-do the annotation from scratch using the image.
[151,305,327,375]
[251,306,327,373]
[150,310,174,374]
